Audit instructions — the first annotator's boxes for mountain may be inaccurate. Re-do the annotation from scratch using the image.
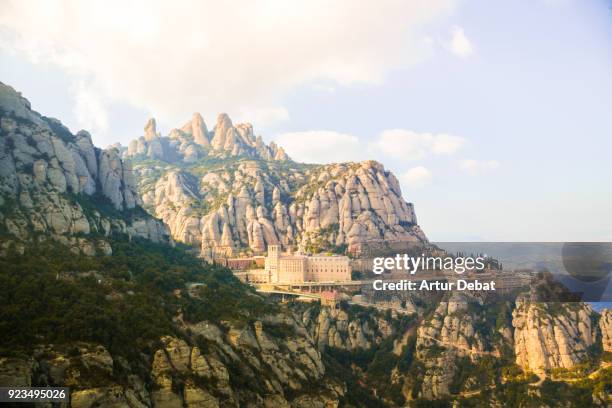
[1,82,611,407]
[0,237,350,407]
[0,82,171,256]
[407,294,611,402]
[123,116,427,257]
[297,293,612,405]
[123,113,288,163]
[0,82,346,406]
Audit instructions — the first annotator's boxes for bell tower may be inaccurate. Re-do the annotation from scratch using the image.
[265,245,281,282]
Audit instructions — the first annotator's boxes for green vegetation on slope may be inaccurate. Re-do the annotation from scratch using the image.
[0,236,275,359]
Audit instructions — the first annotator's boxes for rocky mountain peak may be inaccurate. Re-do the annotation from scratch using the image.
[144,118,158,141]
[124,111,289,163]
[215,112,233,130]
[211,112,234,150]
[0,82,43,126]
[181,112,209,147]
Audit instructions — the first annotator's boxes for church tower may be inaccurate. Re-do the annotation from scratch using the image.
[265,245,281,282]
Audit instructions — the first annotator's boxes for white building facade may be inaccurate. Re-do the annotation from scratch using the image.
[264,245,351,283]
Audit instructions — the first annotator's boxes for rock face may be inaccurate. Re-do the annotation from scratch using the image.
[0,81,172,255]
[125,113,287,163]
[134,159,426,257]
[600,308,612,353]
[407,295,508,399]
[405,298,611,399]
[0,316,344,408]
[0,343,148,408]
[120,110,426,256]
[512,300,597,375]
[297,304,395,351]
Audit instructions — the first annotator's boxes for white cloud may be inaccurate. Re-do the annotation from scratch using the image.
[430,133,466,154]
[273,130,363,164]
[0,0,456,131]
[235,106,290,129]
[369,129,465,160]
[312,83,337,94]
[71,80,109,135]
[402,166,432,188]
[460,159,500,174]
[447,26,474,58]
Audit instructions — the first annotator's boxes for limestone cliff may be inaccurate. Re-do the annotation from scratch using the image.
[297,304,395,351]
[132,157,426,256]
[120,109,426,256]
[388,297,610,403]
[0,82,171,255]
[0,315,344,408]
[599,308,612,353]
[512,300,598,375]
[406,295,512,399]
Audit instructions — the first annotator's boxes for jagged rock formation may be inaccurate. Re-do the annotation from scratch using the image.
[512,300,598,375]
[600,308,612,353]
[417,300,489,359]
[132,157,427,256]
[0,82,171,255]
[407,295,509,399]
[0,315,345,407]
[407,296,611,399]
[297,304,395,351]
[125,113,287,163]
[395,296,611,402]
[415,302,479,399]
[3,81,612,407]
[119,109,426,256]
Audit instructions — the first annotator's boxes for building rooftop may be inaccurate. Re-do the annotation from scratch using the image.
[279,255,307,260]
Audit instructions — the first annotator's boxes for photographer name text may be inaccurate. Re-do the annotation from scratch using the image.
[371,254,496,292]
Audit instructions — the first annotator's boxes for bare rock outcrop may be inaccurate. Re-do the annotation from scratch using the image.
[298,305,395,351]
[183,112,210,147]
[413,297,487,399]
[0,81,172,255]
[0,343,151,408]
[0,315,343,407]
[134,159,426,257]
[124,113,288,163]
[512,300,597,375]
[599,308,612,352]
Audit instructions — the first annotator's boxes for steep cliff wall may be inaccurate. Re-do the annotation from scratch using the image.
[512,300,598,375]
[405,295,513,399]
[600,309,612,353]
[296,304,396,351]
[0,82,171,255]
[0,315,345,408]
[132,157,426,256]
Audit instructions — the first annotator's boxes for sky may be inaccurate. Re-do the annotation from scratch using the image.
[1,0,611,242]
